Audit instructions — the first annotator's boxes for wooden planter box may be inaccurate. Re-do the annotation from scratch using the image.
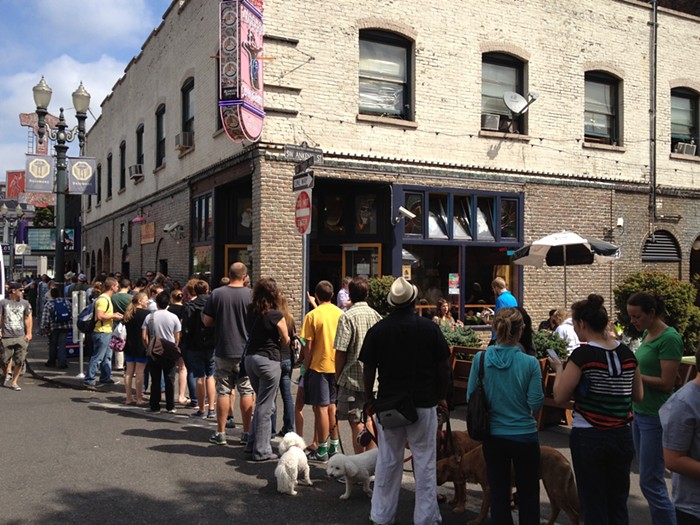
[450,346,483,406]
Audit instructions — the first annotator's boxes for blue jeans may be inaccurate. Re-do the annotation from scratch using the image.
[85,332,112,383]
[570,426,634,524]
[272,359,294,434]
[48,329,69,366]
[245,353,281,460]
[633,413,677,525]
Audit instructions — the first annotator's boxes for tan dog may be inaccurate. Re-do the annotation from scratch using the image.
[436,430,481,512]
[436,445,581,525]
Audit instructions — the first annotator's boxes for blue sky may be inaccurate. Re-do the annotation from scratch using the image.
[0,0,173,182]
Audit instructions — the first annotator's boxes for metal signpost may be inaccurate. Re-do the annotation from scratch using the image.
[72,290,86,378]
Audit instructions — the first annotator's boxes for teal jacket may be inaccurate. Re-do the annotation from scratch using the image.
[467,345,543,436]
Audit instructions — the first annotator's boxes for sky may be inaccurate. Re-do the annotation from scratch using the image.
[0,0,173,183]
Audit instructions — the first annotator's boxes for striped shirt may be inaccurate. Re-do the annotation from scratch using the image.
[569,342,638,429]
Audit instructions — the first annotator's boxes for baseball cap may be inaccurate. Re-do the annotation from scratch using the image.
[78,273,87,282]
[8,282,22,291]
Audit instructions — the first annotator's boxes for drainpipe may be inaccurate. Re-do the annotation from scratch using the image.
[649,0,658,223]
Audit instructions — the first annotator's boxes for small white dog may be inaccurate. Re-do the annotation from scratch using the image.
[274,432,313,496]
[326,448,379,500]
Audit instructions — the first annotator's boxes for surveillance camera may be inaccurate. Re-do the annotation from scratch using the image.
[163,221,178,233]
[397,206,416,220]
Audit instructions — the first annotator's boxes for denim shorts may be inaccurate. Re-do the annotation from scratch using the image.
[125,355,149,364]
[303,369,337,406]
[187,349,215,378]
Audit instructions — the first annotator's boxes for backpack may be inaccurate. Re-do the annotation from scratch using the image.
[184,299,215,351]
[77,302,96,334]
[52,299,71,323]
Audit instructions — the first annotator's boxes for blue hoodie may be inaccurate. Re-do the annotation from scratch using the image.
[467,345,544,437]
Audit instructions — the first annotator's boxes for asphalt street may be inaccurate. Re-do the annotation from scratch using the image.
[0,333,657,524]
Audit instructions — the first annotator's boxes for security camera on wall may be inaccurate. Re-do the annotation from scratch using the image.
[163,221,179,233]
[398,206,417,220]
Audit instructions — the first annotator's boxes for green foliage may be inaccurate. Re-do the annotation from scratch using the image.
[440,323,481,352]
[614,271,700,354]
[367,276,396,317]
[33,206,54,227]
[532,330,569,360]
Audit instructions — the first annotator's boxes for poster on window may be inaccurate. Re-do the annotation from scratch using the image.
[448,273,460,295]
[355,195,376,234]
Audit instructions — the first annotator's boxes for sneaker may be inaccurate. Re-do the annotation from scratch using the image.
[329,448,339,457]
[209,432,227,445]
[148,408,161,413]
[57,363,68,369]
[240,432,249,444]
[167,409,177,414]
[44,361,56,368]
[191,410,206,418]
[83,380,97,387]
[306,450,329,462]
[99,378,116,385]
[9,384,21,391]
[252,453,279,462]
[225,415,236,427]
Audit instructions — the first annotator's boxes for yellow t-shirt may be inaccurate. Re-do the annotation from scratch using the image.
[300,302,343,374]
[94,294,113,334]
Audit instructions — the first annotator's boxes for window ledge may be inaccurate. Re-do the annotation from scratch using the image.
[356,114,418,129]
[670,152,700,162]
[153,164,166,175]
[118,188,126,195]
[133,176,144,185]
[106,196,113,202]
[177,145,195,159]
[582,142,626,153]
[213,127,225,138]
[479,130,531,142]
[96,203,101,208]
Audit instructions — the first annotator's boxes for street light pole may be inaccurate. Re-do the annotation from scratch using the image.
[0,203,24,281]
[33,77,90,296]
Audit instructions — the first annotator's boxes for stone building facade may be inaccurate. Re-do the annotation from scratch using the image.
[83,0,700,322]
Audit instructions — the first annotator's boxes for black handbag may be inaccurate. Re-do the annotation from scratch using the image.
[373,391,418,429]
[466,351,490,441]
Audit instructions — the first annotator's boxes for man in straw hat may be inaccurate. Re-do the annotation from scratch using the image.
[359,277,451,525]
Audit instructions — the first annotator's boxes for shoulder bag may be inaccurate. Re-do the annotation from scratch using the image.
[146,314,181,366]
[466,350,490,441]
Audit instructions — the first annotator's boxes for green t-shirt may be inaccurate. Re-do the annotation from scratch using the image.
[633,326,683,416]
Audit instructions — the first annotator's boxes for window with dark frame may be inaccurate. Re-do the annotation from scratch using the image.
[181,77,195,133]
[359,30,412,120]
[136,124,144,165]
[192,193,213,243]
[106,154,113,198]
[482,52,525,133]
[585,71,620,145]
[156,104,166,168]
[96,163,102,204]
[671,88,699,155]
[119,141,126,190]
[215,56,223,130]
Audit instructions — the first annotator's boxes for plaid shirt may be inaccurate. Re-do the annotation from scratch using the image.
[333,301,382,391]
[41,298,73,332]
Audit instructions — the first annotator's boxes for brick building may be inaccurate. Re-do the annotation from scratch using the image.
[83,0,700,323]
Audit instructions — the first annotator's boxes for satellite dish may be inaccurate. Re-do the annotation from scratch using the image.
[504,91,529,115]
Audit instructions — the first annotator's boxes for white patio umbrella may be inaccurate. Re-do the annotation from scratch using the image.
[512,230,620,306]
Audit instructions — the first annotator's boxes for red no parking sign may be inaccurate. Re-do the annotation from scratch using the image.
[295,189,312,235]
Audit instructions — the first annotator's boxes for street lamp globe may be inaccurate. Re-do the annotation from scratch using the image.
[16,207,24,219]
[72,82,91,113]
[32,76,52,109]
[0,203,8,218]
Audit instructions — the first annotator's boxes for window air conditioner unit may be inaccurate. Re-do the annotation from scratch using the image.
[481,113,501,131]
[675,142,697,156]
[128,164,144,180]
[175,131,194,149]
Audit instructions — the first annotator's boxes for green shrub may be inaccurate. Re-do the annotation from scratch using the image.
[441,324,481,353]
[532,330,569,360]
[614,271,700,354]
[367,276,396,317]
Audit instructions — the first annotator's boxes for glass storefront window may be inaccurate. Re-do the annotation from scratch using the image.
[501,199,517,239]
[355,195,377,234]
[192,245,211,274]
[476,197,495,241]
[404,193,423,235]
[323,195,345,234]
[454,195,472,240]
[428,194,448,239]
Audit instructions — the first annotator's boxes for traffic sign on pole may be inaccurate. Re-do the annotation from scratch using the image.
[295,189,312,235]
[292,170,314,191]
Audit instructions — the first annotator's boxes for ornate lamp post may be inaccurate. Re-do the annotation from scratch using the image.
[0,203,24,281]
[32,77,90,295]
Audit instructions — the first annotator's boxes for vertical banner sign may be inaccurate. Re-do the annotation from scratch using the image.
[219,0,265,143]
[24,154,55,193]
[67,157,97,195]
[6,171,25,199]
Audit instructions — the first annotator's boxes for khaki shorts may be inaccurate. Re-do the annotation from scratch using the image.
[1,337,28,367]
[214,356,254,397]
[336,385,369,423]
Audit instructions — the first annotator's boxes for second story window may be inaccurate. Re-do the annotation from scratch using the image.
[671,88,699,155]
[119,141,126,191]
[359,30,412,120]
[106,153,113,198]
[182,77,195,133]
[482,52,525,133]
[96,163,102,204]
[585,71,621,146]
[156,104,166,168]
[136,124,144,165]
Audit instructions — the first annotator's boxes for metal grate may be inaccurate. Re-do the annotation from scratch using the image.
[642,230,681,262]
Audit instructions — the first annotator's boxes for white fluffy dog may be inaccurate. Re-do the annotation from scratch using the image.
[274,432,313,496]
[326,448,379,500]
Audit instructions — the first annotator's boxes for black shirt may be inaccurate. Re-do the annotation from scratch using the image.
[246,309,284,362]
[125,308,150,358]
[359,308,450,408]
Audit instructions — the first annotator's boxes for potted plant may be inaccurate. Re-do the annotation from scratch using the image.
[532,330,569,361]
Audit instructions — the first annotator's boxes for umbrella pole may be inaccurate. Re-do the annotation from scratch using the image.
[563,245,567,307]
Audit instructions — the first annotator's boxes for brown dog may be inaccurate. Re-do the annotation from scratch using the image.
[436,445,581,525]
[436,430,481,512]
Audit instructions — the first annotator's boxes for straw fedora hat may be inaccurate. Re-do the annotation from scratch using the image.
[387,277,418,307]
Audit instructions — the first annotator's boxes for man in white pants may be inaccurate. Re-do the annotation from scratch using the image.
[359,277,451,525]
